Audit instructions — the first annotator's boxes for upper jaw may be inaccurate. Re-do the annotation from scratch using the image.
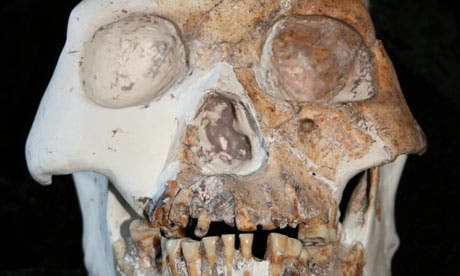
[113,164,386,275]
[108,85,402,274]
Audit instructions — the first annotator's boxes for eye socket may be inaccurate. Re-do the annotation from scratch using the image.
[257,16,376,103]
[81,14,187,108]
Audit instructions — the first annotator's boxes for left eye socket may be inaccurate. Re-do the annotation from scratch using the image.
[258,16,376,103]
[81,13,187,108]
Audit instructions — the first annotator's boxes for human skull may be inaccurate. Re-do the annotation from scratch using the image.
[25,0,426,275]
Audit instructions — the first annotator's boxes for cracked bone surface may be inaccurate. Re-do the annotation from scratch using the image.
[25,0,426,275]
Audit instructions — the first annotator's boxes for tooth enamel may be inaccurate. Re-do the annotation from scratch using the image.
[222,234,235,275]
[202,236,218,273]
[195,211,211,237]
[265,233,288,276]
[286,238,302,258]
[239,234,253,260]
[181,239,202,276]
[166,239,183,276]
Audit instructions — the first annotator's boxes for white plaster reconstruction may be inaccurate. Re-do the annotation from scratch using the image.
[25,0,424,275]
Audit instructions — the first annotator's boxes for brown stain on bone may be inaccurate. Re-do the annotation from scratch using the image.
[139,1,426,274]
[271,16,364,102]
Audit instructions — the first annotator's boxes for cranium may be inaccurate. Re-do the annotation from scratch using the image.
[25,0,426,275]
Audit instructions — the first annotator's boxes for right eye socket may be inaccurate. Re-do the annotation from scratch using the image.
[81,14,187,109]
[257,16,375,104]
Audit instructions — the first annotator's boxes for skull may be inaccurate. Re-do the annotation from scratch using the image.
[25,0,426,275]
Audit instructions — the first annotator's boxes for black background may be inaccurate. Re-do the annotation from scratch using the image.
[0,0,458,275]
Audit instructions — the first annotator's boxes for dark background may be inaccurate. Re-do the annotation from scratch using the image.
[0,0,458,275]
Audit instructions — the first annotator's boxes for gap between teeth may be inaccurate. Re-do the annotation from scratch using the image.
[117,220,323,276]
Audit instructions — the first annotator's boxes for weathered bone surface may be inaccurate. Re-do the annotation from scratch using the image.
[26,0,426,275]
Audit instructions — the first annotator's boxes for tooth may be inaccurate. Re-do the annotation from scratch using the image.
[306,244,334,273]
[299,248,309,261]
[286,238,302,258]
[170,189,193,227]
[166,239,183,276]
[239,234,253,260]
[298,248,310,275]
[195,211,211,237]
[265,233,288,276]
[182,239,202,276]
[336,243,365,275]
[270,182,298,230]
[202,236,218,273]
[235,207,257,231]
[129,219,160,253]
[298,220,337,244]
[161,224,187,239]
[222,234,235,275]
[113,239,131,274]
[261,221,277,231]
[152,180,180,227]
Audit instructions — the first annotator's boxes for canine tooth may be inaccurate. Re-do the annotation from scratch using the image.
[202,236,218,272]
[265,233,288,276]
[182,239,202,276]
[166,239,183,276]
[222,234,235,275]
[239,234,254,260]
[286,238,302,258]
[195,211,211,237]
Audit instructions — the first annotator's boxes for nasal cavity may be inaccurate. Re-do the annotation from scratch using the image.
[193,91,261,175]
[197,92,251,162]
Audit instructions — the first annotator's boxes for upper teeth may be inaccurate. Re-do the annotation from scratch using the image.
[114,219,363,275]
